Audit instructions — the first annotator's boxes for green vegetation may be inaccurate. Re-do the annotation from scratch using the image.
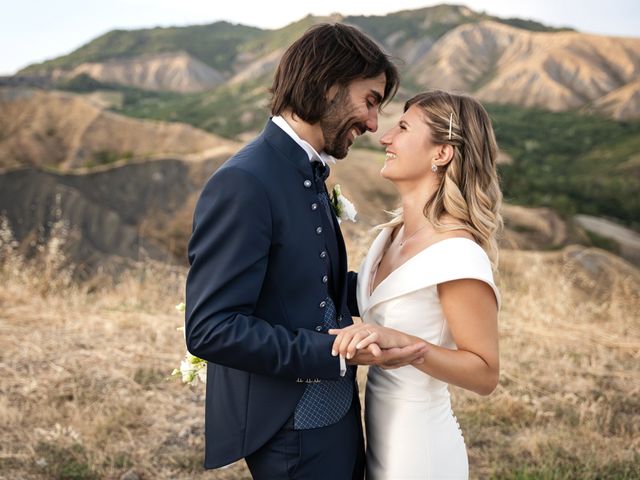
[487,104,640,228]
[583,229,621,254]
[35,442,98,480]
[104,79,269,138]
[239,16,318,54]
[347,5,568,47]
[346,10,453,44]
[89,150,134,167]
[499,17,574,32]
[58,75,638,228]
[20,21,263,74]
[54,73,118,92]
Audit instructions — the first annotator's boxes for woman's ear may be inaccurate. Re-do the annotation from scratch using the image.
[436,144,455,167]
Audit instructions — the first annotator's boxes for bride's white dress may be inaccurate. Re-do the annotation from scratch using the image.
[357,228,500,479]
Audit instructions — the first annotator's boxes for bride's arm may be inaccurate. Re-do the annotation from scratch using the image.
[329,278,499,395]
[411,278,499,396]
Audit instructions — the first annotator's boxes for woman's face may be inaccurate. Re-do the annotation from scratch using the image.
[379,105,438,183]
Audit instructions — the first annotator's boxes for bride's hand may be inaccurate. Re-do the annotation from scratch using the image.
[328,324,411,359]
[348,343,426,369]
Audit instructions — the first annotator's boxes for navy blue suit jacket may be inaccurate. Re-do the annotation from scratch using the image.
[185,120,360,469]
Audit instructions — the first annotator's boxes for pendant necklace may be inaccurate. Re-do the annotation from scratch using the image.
[399,224,429,247]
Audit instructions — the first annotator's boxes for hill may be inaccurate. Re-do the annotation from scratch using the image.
[65,51,226,93]
[16,5,640,119]
[408,21,640,119]
[19,21,263,74]
[0,87,238,170]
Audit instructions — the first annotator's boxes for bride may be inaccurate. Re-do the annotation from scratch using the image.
[331,90,502,479]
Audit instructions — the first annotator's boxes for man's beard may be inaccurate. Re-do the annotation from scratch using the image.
[320,88,367,159]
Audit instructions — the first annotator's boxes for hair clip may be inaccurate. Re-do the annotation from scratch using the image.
[448,113,453,140]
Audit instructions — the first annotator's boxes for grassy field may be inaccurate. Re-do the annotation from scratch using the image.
[0,228,638,479]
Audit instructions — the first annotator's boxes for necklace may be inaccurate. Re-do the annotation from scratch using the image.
[399,223,429,247]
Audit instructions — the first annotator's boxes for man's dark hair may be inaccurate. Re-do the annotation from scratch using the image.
[270,23,399,123]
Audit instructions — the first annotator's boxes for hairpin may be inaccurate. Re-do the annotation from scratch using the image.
[448,113,453,140]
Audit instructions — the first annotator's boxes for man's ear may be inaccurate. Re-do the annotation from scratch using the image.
[436,144,454,167]
[325,84,340,102]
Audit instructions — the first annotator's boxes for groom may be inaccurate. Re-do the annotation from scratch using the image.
[185,23,424,479]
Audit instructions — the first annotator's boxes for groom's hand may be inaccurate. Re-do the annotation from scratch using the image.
[347,342,426,369]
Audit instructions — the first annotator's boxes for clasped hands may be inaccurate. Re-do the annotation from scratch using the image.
[329,324,426,369]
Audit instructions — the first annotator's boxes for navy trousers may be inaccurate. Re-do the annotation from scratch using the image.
[245,401,365,479]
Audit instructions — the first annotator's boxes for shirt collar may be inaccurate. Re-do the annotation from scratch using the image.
[271,115,336,166]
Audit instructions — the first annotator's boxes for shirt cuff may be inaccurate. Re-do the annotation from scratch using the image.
[339,355,346,377]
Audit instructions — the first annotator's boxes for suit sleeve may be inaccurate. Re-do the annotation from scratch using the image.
[346,271,359,317]
[185,166,340,380]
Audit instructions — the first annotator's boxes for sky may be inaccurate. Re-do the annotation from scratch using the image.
[1,0,638,75]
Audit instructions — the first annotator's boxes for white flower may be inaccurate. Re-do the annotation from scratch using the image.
[330,184,357,223]
[179,359,196,385]
[197,367,207,384]
[171,301,207,385]
[173,352,207,386]
[337,194,357,223]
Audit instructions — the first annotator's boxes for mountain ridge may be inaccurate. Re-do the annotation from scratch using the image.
[19,5,568,76]
[15,6,639,119]
[408,20,640,118]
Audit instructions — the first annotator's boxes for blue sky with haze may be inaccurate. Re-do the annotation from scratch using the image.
[1,0,638,75]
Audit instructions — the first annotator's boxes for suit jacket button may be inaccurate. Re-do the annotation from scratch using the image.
[319,301,326,308]
[320,251,327,259]
[315,326,322,332]
[337,315,343,323]
[304,180,312,188]
[311,203,318,210]
[322,275,328,283]
[316,226,323,234]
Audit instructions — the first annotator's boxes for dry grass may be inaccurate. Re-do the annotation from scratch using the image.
[0,221,247,479]
[0,224,638,479]
[0,262,230,479]
[455,246,640,479]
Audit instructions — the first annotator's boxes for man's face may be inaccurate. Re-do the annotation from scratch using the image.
[320,73,386,159]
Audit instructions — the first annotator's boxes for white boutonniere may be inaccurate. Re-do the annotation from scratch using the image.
[330,184,357,223]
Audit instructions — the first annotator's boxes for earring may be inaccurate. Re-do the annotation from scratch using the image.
[431,164,438,173]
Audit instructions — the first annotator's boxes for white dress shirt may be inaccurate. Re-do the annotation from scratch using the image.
[271,115,336,165]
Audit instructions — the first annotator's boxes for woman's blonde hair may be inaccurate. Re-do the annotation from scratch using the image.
[381,90,503,267]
